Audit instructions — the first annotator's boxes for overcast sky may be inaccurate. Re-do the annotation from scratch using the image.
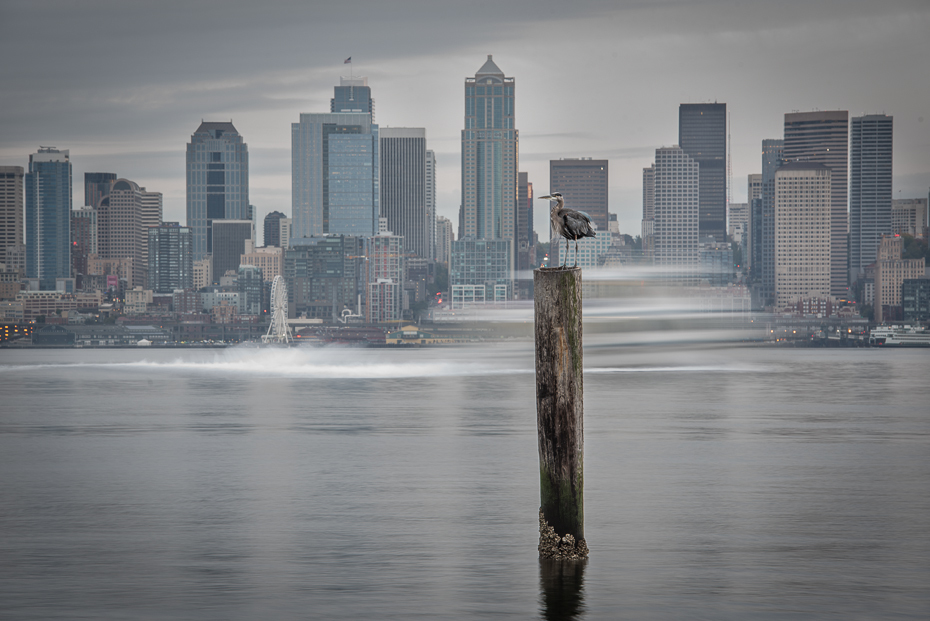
[1,0,928,242]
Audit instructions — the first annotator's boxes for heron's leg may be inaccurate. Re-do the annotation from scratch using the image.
[574,238,579,267]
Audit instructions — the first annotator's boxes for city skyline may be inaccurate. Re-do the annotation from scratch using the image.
[0,1,928,240]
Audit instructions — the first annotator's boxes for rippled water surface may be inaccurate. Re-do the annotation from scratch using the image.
[1,344,928,619]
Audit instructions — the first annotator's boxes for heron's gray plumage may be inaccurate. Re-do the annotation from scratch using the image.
[539,192,596,267]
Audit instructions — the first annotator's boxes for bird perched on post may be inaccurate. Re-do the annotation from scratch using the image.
[539,192,596,268]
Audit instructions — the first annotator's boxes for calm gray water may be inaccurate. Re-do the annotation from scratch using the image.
[0,343,928,619]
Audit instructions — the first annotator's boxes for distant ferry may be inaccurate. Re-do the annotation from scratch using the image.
[869,325,930,347]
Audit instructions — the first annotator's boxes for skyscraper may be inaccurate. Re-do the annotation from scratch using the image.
[435,216,454,265]
[549,159,608,233]
[0,166,24,261]
[292,100,379,238]
[747,173,762,272]
[425,149,436,260]
[679,103,727,241]
[84,172,116,209]
[71,206,96,282]
[774,163,832,309]
[783,111,849,297]
[25,147,71,289]
[642,164,655,263]
[849,114,893,284]
[186,121,250,261]
[517,172,534,274]
[653,146,699,270]
[148,223,193,294]
[460,56,518,249]
[263,211,286,247]
[380,128,430,258]
[211,219,253,284]
[97,178,158,288]
[761,139,784,304]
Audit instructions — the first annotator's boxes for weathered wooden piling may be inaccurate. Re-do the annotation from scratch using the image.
[534,267,588,560]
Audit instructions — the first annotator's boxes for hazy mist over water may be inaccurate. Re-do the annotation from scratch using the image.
[1,344,928,619]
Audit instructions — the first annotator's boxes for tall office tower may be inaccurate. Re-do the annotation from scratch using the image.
[0,166,24,261]
[679,103,727,241]
[211,219,253,284]
[380,128,430,258]
[25,148,71,290]
[460,56,518,246]
[186,121,250,261]
[97,179,150,288]
[653,146,699,269]
[516,172,534,273]
[549,159,609,233]
[642,164,655,263]
[761,139,784,304]
[892,198,928,239]
[849,114,893,284]
[425,149,436,260]
[263,211,286,247]
[746,173,762,271]
[147,223,193,293]
[783,111,848,297]
[84,172,116,210]
[367,232,405,323]
[71,206,97,280]
[774,163,832,309]
[435,216,454,265]
[331,77,374,116]
[292,98,379,238]
[140,189,162,284]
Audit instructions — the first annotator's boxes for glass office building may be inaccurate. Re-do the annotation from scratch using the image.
[292,111,379,239]
[25,148,71,290]
[679,103,727,242]
[186,121,250,261]
[460,56,518,246]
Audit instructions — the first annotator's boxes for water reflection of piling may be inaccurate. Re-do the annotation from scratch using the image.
[534,267,587,559]
[539,558,587,620]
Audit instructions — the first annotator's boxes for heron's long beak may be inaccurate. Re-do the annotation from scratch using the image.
[538,195,552,200]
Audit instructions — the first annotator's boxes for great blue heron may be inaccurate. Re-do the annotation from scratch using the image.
[539,192,596,268]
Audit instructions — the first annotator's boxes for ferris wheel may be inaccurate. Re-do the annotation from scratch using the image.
[262,275,290,344]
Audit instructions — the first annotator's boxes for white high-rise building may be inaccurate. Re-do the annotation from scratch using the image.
[774,162,832,309]
[653,146,699,270]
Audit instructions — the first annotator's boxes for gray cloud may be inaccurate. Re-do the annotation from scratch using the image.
[2,0,928,238]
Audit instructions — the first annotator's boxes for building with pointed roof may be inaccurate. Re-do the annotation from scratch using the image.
[186,120,250,261]
[460,55,518,267]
